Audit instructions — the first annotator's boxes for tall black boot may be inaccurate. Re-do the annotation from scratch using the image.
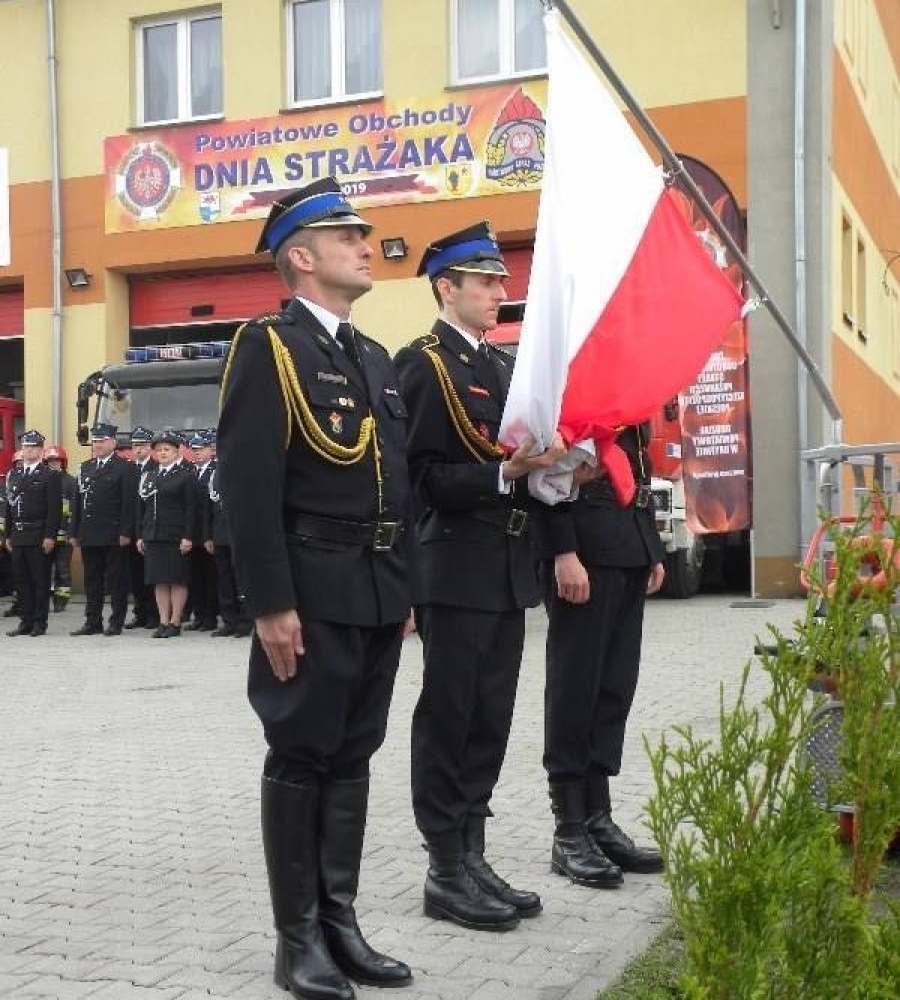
[549,780,623,888]
[319,777,412,988]
[261,777,354,1000]
[423,831,520,931]
[586,773,664,874]
[463,815,541,918]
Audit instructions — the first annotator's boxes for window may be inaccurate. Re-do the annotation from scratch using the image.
[841,214,854,329]
[137,10,222,125]
[856,237,867,343]
[452,0,546,83]
[288,0,382,105]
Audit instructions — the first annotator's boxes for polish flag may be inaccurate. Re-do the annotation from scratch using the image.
[499,12,744,505]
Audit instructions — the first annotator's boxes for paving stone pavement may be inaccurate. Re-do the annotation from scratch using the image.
[0,594,804,1000]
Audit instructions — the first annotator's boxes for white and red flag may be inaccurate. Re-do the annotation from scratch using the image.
[499,11,743,505]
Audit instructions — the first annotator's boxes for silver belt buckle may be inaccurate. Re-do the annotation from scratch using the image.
[506,509,528,536]
[372,521,401,551]
[634,485,651,509]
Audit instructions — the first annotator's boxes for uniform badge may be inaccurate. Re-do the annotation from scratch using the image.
[383,386,399,396]
[328,411,343,435]
[460,353,470,364]
[338,396,356,409]
[468,385,490,397]
[478,422,492,441]
[317,371,348,385]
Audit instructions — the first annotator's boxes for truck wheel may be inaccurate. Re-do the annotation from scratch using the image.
[663,535,705,598]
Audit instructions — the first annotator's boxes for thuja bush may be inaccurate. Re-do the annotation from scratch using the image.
[646,509,900,999]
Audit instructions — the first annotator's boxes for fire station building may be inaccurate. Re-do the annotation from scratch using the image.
[0,0,898,597]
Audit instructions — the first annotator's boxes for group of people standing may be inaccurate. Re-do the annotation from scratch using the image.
[0,425,250,639]
[217,177,667,1000]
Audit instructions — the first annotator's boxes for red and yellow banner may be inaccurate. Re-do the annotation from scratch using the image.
[104,84,546,234]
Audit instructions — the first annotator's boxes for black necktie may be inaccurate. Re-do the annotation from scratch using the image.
[336,322,363,377]
[474,341,501,400]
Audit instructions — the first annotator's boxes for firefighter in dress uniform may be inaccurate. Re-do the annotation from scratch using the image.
[202,457,251,638]
[43,445,77,612]
[2,449,23,615]
[125,426,159,629]
[4,430,61,637]
[185,431,219,631]
[217,178,413,1000]
[394,223,566,932]
[69,423,135,637]
[536,423,666,887]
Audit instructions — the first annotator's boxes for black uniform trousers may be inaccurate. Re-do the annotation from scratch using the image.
[214,545,247,629]
[81,545,128,629]
[11,546,51,629]
[540,561,651,783]
[128,543,158,624]
[188,548,218,624]
[249,619,404,786]
[411,604,525,835]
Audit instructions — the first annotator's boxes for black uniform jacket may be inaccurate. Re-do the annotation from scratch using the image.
[202,465,232,548]
[191,461,215,545]
[217,298,411,625]
[534,424,665,568]
[5,463,62,547]
[137,461,198,544]
[71,454,136,545]
[394,319,539,612]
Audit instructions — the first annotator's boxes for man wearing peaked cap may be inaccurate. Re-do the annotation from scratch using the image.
[125,427,159,630]
[5,429,61,637]
[218,177,412,996]
[185,430,219,632]
[70,422,135,637]
[395,225,566,930]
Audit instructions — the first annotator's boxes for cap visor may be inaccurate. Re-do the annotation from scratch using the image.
[447,260,510,278]
[306,213,373,236]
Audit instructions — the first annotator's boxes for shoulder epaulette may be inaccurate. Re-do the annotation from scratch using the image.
[249,311,289,326]
[405,333,440,351]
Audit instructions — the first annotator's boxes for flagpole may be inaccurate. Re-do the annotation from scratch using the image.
[543,0,843,438]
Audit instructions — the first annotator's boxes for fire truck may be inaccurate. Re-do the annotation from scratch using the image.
[0,395,25,475]
[75,342,227,451]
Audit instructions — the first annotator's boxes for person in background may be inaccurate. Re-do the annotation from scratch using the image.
[136,429,197,638]
[125,426,160,630]
[5,430,60,637]
[185,431,218,632]
[69,423,134,637]
[203,461,251,638]
[43,445,77,613]
[535,423,666,889]
[2,449,23,618]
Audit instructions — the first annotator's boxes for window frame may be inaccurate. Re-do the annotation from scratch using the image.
[449,0,547,87]
[134,8,223,127]
[286,0,384,109]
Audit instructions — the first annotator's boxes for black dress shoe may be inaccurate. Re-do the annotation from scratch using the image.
[463,817,542,918]
[104,625,123,636]
[152,624,169,638]
[29,626,47,637]
[423,836,519,931]
[143,620,160,630]
[183,620,204,632]
[210,625,236,637]
[164,624,182,637]
[70,624,104,636]
[551,828,624,887]
[588,814,664,874]
[123,618,146,630]
[7,623,32,636]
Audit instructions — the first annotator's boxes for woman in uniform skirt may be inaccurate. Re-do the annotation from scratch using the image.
[136,430,198,637]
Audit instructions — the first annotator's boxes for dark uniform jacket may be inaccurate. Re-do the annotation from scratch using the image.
[217,298,411,625]
[5,463,62,547]
[535,423,665,568]
[203,465,232,548]
[191,460,215,545]
[57,472,78,542]
[137,461,198,543]
[71,454,135,545]
[394,319,539,612]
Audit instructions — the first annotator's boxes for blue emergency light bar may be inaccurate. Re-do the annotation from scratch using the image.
[124,341,230,363]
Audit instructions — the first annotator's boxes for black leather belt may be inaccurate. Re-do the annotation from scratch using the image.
[285,512,404,551]
[581,482,652,509]
[471,508,529,537]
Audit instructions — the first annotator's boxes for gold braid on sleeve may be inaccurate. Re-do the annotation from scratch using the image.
[423,348,505,463]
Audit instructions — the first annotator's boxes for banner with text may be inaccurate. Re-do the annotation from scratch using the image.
[0,148,9,267]
[104,84,546,234]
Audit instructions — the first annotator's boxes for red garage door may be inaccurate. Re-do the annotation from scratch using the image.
[0,288,24,338]
[130,270,284,329]
[501,246,533,302]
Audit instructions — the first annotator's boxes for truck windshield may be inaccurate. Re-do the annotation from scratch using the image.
[96,382,220,436]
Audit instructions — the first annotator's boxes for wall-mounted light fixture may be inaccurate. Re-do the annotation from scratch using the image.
[380,237,408,261]
[64,267,91,289]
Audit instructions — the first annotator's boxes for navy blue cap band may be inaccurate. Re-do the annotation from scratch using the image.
[266,191,356,252]
[424,238,504,278]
